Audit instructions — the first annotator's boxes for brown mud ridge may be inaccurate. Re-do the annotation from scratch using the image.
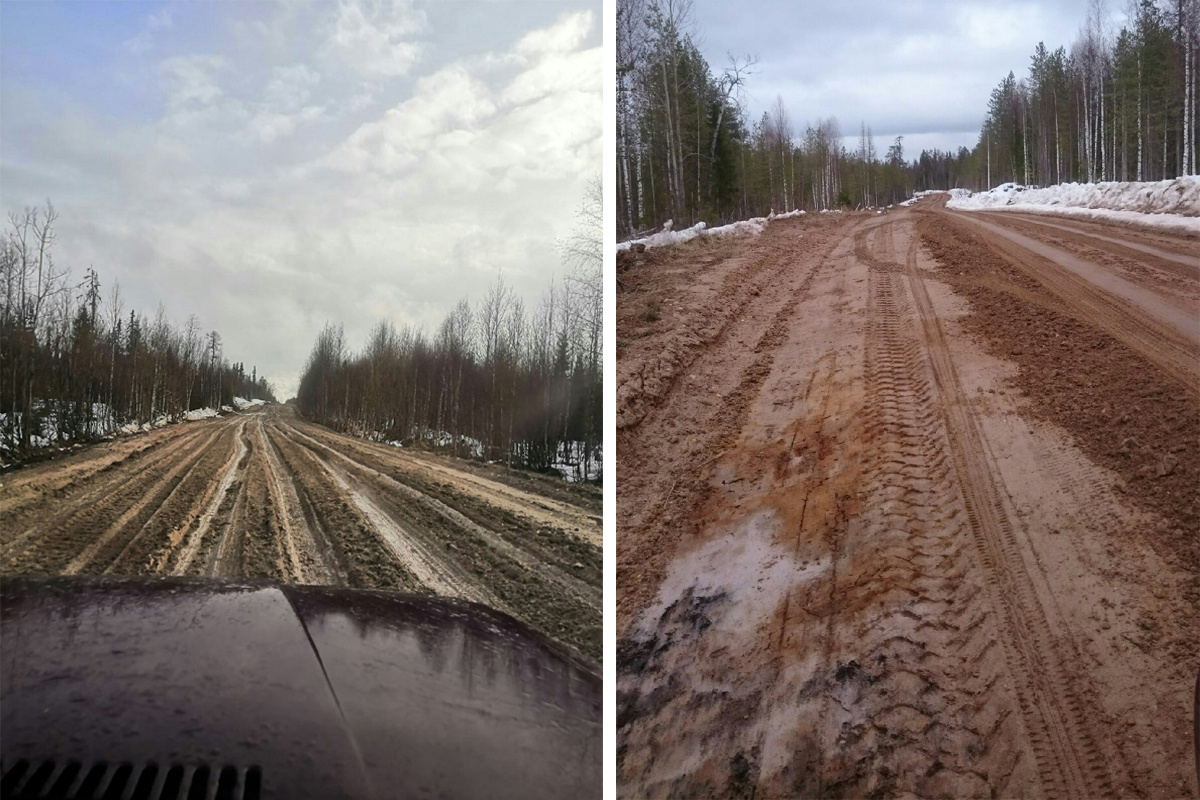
[616,205,1198,798]
[0,405,601,661]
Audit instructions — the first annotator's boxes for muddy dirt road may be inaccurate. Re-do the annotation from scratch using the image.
[1,404,602,660]
[616,203,1198,797]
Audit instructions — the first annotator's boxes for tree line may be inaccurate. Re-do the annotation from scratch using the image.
[914,0,1197,192]
[616,0,917,239]
[617,0,1197,238]
[1,202,276,456]
[296,182,603,483]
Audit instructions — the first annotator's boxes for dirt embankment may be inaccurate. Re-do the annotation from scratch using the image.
[0,404,601,661]
[616,205,1198,798]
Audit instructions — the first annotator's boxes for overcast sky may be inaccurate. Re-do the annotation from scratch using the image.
[1,1,600,400]
[692,0,1121,158]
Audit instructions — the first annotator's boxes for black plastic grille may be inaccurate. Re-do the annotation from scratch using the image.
[0,760,261,800]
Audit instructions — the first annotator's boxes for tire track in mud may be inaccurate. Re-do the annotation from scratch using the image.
[100,425,242,576]
[260,423,348,585]
[897,224,1126,799]
[993,212,1200,270]
[1,406,599,661]
[617,227,802,431]
[1,424,217,564]
[254,420,338,584]
[292,421,602,549]
[173,421,248,575]
[274,420,600,658]
[618,229,893,798]
[205,422,254,578]
[284,424,493,604]
[789,224,1034,796]
[282,423,601,609]
[950,212,1199,395]
[0,423,201,521]
[617,222,845,634]
[41,427,228,576]
[266,424,421,593]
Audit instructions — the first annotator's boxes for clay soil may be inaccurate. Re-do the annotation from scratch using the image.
[616,203,1199,798]
[1,404,601,661]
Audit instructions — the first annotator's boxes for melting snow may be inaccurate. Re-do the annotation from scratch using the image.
[617,209,806,252]
[936,177,1200,232]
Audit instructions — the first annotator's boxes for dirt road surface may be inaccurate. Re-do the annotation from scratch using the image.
[616,202,1198,798]
[1,404,602,660]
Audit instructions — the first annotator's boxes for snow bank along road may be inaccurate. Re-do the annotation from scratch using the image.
[0,404,602,661]
[615,200,1198,798]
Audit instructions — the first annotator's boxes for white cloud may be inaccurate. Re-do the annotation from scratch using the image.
[2,2,600,402]
[161,55,226,112]
[264,64,322,110]
[318,65,496,175]
[324,0,426,78]
[244,106,326,144]
[515,10,592,56]
[124,7,174,55]
[318,10,599,189]
[694,0,1083,155]
[957,4,1049,50]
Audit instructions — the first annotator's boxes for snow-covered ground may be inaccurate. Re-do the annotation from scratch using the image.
[938,177,1200,232]
[617,209,805,252]
[550,440,602,483]
[233,397,266,411]
[351,423,597,482]
[901,189,971,207]
[1,401,235,467]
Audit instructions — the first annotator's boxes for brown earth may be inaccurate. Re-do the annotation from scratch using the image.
[0,404,601,661]
[616,203,1199,798]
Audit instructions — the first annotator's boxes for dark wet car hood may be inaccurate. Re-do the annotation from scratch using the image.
[0,577,601,799]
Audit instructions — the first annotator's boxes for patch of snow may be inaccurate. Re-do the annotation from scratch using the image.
[944,177,1200,233]
[901,189,971,207]
[617,209,806,252]
[232,397,266,411]
[1,401,232,462]
[551,440,602,483]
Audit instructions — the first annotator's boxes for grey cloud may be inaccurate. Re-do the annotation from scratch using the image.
[1,1,600,400]
[693,0,1091,154]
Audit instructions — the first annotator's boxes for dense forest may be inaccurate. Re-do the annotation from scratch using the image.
[1,203,276,456]
[617,0,915,237]
[617,0,1197,238]
[947,0,1198,191]
[296,182,603,483]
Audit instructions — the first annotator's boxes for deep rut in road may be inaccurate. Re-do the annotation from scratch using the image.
[0,405,601,661]
[617,208,1197,797]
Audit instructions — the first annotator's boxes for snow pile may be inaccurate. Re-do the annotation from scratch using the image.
[1,400,236,465]
[117,416,171,435]
[946,177,1200,232]
[617,209,806,252]
[419,429,485,458]
[551,441,603,483]
[901,188,971,207]
[708,218,767,238]
[232,397,266,411]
